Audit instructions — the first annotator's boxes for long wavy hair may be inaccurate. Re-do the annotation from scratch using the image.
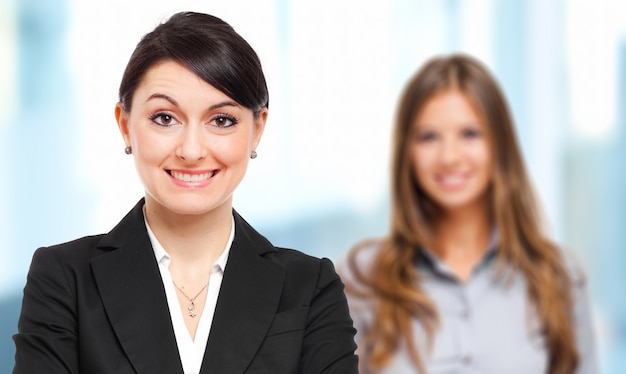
[346,54,578,373]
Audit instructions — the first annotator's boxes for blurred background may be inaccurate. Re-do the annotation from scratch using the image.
[1,0,624,372]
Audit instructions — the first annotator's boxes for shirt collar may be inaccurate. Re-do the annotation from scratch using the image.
[143,205,235,272]
[416,228,499,276]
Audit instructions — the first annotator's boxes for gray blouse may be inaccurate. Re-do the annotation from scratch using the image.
[339,243,598,374]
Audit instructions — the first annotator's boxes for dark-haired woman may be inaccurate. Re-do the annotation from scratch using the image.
[339,54,597,374]
[13,12,358,374]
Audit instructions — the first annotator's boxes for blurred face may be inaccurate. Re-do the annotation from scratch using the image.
[116,60,267,217]
[411,89,493,213]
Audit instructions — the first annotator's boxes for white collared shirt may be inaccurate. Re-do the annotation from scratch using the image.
[144,212,234,374]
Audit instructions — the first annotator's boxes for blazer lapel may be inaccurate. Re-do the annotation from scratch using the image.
[201,211,286,373]
[91,200,183,373]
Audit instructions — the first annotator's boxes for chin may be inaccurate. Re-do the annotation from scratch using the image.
[175,201,227,215]
[437,195,487,212]
[149,194,228,216]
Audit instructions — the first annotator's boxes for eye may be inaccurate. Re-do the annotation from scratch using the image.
[150,112,179,127]
[417,131,437,142]
[211,114,238,128]
[462,127,481,139]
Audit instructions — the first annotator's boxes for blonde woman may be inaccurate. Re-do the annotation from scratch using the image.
[340,54,597,374]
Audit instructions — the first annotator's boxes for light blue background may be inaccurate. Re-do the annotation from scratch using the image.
[1,1,624,372]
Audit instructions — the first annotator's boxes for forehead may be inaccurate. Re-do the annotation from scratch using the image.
[414,89,486,128]
[136,60,211,93]
[131,60,235,108]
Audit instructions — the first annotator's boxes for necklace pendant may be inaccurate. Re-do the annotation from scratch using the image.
[188,300,196,317]
[173,281,208,319]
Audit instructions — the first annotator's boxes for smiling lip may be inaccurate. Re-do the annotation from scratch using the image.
[436,173,471,190]
[168,169,217,188]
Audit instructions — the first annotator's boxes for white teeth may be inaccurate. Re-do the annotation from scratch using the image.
[443,176,463,183]
[439,174,466,185]
[171,171,212,182]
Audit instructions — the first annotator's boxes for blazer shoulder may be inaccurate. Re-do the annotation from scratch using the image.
[262,247,345,306]
[34,234,106,258]
[262,246,340,282]
[32,199,147,265]
[47,234,106,250]
[264,246,322,265]
[233,209,330,273]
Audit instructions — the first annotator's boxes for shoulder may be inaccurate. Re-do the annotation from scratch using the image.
[22,235,108,309]
[233,210,338,280]
[556,246,588,288]
[336,238,384,286]
[24,235,108,294]
[335,240,385,341]
[31,199,145,266]
[30,234,107,267]
[262,247,339,287]
[263,245,324,267]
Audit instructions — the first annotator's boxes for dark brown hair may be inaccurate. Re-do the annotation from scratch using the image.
[118,12,268,117]
[347,54,578,373]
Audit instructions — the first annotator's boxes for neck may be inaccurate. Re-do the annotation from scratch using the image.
[432,199,492,281]
[144,197,233,276]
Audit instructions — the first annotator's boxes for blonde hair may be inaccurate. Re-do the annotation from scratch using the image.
[347,54,578,373]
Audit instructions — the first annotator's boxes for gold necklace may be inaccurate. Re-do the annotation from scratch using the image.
[173,281,209,317]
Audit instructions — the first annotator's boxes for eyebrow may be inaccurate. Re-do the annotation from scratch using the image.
[146,93,179,106]
[146,93,241,111]
[416,120,482,128]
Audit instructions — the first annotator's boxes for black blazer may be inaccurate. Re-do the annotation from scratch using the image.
[13,199,358,373]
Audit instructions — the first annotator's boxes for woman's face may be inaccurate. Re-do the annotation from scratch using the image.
[116,60,267,217]
[411,89,493,214]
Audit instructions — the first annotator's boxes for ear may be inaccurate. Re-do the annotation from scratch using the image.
[252,108,268,150]
[115,102,131,147]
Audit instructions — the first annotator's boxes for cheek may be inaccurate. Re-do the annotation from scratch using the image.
[412,146,434,174]
[470,142,493,174]
[211,133,253,163]
[130,128,169,162]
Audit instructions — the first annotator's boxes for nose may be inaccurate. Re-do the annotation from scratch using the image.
[176,124,207,162]
[440,136,461,165]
